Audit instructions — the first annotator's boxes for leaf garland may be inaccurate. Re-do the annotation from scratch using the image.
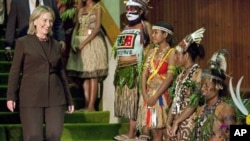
[182,80,202,107]
[168,65,182,100]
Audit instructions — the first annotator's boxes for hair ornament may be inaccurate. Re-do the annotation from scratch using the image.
[201,49,229,82]
[184,27,206,46]
[176,27,205,53]
[209,48,229,73]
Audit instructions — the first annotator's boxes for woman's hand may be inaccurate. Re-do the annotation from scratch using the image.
[146,95,158,106]
[7,100,16,112]
[166,124,173,136]
[169,121,179,137]
[67,105,74,114]
[78,41,87,50]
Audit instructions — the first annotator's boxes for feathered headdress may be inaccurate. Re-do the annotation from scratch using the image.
[201,48,229,82]
[184,27,206,45]
[176,27,206,53]
[209,48,229,73]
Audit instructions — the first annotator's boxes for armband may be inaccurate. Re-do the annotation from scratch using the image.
[167,65,175,74]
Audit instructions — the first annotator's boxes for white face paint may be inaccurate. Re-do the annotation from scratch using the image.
[126,0,141,21]
[126,13,139,21]
[126,5,140,21]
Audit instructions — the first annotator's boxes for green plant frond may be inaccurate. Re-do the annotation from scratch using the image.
[167,66,182,100]
[189,123,199,141]
[111,41,117,59]
[60,7,77,22]
[189,130,196,141]
[202,113,215,140]
[168,83,176,100]
[60,0,76,5]
[60,0,67,4]
[224,96,250,122]
[183,80,196,91]
[174,65,182,76]
[189,93,201,108]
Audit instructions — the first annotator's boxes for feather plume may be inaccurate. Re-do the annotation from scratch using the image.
[185,27,206,44]
[229,77,249,116]
[209,48,229,72]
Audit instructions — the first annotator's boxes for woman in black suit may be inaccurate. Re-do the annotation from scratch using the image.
[6,5,74,141]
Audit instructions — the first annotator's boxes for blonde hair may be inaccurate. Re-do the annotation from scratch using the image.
[27,5,55,36]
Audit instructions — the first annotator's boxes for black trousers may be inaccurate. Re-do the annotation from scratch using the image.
[19,105,66,141]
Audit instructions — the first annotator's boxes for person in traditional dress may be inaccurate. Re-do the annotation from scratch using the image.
[113,0,152,140]
[136,21,177,141]
[190,49,236,141]
[66,0,108,111]
[166,28,206,141]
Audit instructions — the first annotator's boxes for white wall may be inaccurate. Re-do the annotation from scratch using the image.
[101,0,125,123]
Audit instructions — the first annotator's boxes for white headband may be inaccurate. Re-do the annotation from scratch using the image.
[152,26,173,35]
[126,0,142,7]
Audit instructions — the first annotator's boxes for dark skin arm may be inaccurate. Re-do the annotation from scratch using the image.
[141,50,152,102]
[210,104,236,141]
[166,107,174,135]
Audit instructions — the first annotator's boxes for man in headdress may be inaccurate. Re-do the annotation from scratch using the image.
[113,0,152,140]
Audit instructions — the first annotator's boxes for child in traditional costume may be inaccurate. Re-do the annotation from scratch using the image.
[136,21,177,141]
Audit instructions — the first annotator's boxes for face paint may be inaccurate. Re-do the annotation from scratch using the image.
[126,5,139,13]
[126,6,140,21]
[126,13,139,21]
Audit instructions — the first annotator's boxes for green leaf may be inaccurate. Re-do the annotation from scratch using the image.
[60,7,77,22]
[189,93,201,107]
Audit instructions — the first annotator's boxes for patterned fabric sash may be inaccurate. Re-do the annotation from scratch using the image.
[147,48,174,83]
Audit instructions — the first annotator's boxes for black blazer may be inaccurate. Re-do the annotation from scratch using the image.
[4,0,65,47]
[7,34,73,107]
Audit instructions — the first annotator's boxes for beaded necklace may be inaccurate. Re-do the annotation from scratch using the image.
[147,46,173,82]
[172,64,199,114]
[196,98,222,141]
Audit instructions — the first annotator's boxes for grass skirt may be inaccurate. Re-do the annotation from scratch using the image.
[66,35,108,78]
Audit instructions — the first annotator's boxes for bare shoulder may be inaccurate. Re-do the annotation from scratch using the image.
[192,68,202,82]
[216,102,235,116]
[168,47,176,59]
